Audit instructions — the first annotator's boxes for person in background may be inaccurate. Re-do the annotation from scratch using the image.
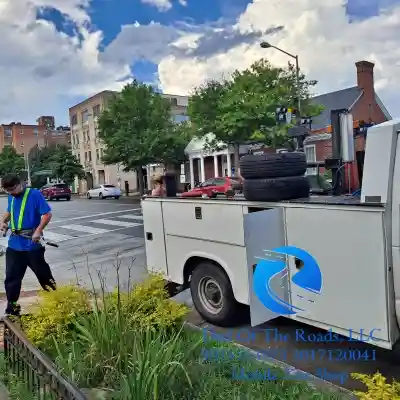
[0,174,56,316]
[151,174,165,197]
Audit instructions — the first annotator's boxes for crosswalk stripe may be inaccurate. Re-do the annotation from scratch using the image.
[60,224,109,234]
[42,231,75,242]
[93,219,142,228]
[116,214,143,221]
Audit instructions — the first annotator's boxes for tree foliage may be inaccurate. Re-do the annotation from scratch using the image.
[0,146,25,177]
[29,145,84,187]
[97,80,194,193]
[188,59,324,166]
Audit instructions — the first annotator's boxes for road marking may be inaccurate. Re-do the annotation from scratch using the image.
[43,231,75,242]
[59,224,109,234]
[50,208,141,224]
[93,219,142,228]
[116,214,143,221]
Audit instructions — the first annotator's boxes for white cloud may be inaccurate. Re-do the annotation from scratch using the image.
[141,0,172,12]
[0,0,130,123]
[157,0,400,116]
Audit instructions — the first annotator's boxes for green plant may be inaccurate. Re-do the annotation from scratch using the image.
[108,273,189,330]
[21,285,91,349]
[352,372,400,399]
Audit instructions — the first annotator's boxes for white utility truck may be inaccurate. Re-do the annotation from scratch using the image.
[142,119,400,350]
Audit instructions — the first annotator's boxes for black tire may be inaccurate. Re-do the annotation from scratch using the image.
[115,196,120,200]
[87,192,91,199]
[243,176,310,202]
[240,152,307,179]
[190,262,240,327]
[99,193,103,200]
[66,197,71,201]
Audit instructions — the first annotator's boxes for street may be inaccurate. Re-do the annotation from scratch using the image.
[0,197,147,293]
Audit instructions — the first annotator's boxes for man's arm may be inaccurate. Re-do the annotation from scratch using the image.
[1,197,11,230]
[33,191,52,238]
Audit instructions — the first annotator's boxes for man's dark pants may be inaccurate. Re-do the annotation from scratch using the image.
[5,247,56,314]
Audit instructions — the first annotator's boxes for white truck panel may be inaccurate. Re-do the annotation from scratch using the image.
[284,206,391,344]
[162,201,246,246]
[362,118,400,204]
[164,235,249,304]
[141,200,168,275]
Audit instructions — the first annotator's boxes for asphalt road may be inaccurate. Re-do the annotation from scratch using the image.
[0,197,147,293]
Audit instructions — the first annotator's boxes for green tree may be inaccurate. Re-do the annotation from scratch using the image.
[29,145,84,187]
[0,146,25,177]
[188,59,323,170]
[98,80,193,194]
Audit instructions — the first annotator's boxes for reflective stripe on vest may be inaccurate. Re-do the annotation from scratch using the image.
[10,188,31,231]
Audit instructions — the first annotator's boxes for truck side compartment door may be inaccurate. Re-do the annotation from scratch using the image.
[244,207,287,327]
[142,200,168,276]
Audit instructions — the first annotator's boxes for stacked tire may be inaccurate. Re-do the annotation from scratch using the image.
[239,152,310,202]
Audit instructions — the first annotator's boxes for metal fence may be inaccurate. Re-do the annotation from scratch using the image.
[2,316,87,399]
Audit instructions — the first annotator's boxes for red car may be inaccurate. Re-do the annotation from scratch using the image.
[40,183,72,201]
[181,177,242,198]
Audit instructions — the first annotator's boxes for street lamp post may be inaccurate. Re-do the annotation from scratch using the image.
[260,41,301,118]
[20,144,31,186]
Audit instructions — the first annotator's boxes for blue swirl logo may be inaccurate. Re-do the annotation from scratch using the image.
[254,246,322,315]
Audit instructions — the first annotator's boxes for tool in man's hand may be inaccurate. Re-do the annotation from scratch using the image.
[0,228,59,247]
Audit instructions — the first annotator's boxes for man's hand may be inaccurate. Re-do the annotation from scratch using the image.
[32,228,42,243]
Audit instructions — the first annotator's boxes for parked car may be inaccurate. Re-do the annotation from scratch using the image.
[181,177,242,198]
[87,184,121,200]
[40,183,72,201]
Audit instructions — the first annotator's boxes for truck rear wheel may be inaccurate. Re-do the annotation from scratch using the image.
[190,262,240,326]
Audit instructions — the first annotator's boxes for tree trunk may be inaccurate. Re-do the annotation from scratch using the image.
[136,167,144,195]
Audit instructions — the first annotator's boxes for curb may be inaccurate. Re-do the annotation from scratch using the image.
[184,322,357,399]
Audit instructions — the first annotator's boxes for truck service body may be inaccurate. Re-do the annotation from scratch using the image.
[142,118,400,350]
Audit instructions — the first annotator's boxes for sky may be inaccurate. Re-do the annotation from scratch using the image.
[1,0,400,124]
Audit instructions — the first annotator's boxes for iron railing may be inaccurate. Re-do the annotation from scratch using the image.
[2,316,87,399]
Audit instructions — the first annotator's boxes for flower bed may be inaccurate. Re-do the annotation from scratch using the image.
[0,274,362,399]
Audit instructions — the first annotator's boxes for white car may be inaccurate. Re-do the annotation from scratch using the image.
[87,184,121,200]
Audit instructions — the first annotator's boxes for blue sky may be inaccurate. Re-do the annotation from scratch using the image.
[2,0,400,124]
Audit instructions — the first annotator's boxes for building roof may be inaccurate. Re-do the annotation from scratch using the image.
[310,86,363,130]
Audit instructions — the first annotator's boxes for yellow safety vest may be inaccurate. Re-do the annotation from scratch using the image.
[10,188,31,231]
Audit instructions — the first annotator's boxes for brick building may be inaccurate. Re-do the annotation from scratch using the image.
[303,60,391,189]
[185,60,392,190]
[0,116,71,156]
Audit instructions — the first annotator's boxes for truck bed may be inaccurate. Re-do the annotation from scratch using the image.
[146,194,384,207]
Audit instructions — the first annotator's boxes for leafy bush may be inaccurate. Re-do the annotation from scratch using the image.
[108,273,188,330]
[352,372,400,399]
[21,285,91,349]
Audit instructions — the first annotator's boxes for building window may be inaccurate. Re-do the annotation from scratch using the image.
[304,144,317,175]
[88,151,92,161]
[93,104,100,117]
[169,98,178,106]
[71,114,77,126]
[20,129,24,135]
[33,127,38,136]
[4,127,11,137]
[96,148,100,160]
[81,110,89,124]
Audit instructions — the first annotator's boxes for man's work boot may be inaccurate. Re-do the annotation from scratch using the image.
[5,302,21,316]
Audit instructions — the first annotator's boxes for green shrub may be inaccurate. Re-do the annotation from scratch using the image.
[352,372,400,399]
[108,273,188,330]
[21,285,91,348]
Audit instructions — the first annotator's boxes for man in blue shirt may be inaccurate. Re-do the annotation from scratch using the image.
[0,174,56,316]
